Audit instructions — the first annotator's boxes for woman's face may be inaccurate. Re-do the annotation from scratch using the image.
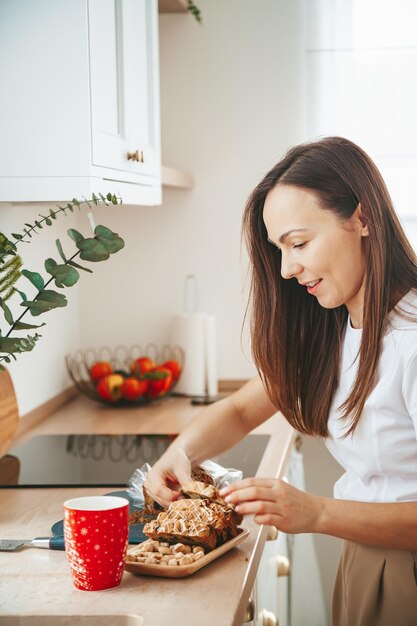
[263,184,369,327]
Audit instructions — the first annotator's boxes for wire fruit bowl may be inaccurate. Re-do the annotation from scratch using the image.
[65,344,184,407]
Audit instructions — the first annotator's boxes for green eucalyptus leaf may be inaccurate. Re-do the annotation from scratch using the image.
[15,289,27,302]
[92,193,99,205]
[13,321,46,330]
[0,334,41,354]
[21,269,45,290]
[68,259,93,273]
[77,238,110,262]
[45,218,52,226]
[23,290,67,316]
[55,239,67,262]
[11,233,23,241]
[49,209,57,219]
[100,235,124,254]
[45,258,79,287]
[67,228,84,244]
[106,193,113,202]
[94,225,125,254]
[0,297,14,325]
[94,225,113,238]
[72,198,81,207]
[35,221,43,229]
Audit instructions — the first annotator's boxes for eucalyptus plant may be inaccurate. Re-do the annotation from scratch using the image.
[0,193,124,370]
[188,0,202,24]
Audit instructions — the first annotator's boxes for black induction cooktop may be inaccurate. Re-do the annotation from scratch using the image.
[0,433,270,488]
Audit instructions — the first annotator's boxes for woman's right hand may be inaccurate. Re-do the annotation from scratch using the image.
[144,447,193,509]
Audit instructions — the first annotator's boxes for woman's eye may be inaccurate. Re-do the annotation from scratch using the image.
[293,242,306,249]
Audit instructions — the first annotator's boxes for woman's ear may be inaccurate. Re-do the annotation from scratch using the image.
[356,203,369,237]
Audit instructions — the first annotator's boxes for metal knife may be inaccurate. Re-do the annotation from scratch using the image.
[0,536,65,551]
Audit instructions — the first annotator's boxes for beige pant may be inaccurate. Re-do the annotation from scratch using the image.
[333,541,417,626]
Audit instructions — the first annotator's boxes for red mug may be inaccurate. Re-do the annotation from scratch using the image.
[64,495,129,591]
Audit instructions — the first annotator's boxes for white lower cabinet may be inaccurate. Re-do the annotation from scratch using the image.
[0,0,161,204]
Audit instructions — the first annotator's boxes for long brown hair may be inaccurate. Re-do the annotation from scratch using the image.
[242,136,417,437]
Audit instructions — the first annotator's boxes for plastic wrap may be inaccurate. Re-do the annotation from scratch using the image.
[127,460,242,510]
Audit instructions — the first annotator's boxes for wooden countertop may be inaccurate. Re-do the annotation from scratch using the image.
[0,395,294,626]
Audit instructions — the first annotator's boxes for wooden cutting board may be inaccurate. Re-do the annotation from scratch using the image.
[0,369,19,458]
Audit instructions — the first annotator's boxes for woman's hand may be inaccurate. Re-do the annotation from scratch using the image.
[144,447,192,509]
[220,477,325,534]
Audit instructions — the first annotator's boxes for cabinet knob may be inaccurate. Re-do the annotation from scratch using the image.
[276,554,290,577]
[127,149,144,162]
[266,526,278,541]
[260,608,278,626]
[242,597,255,623]
[127,150,139,162]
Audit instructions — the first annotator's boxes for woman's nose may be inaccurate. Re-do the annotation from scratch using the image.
[280,255,303,280]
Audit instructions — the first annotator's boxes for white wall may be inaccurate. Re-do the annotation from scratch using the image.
[79,0,306,380]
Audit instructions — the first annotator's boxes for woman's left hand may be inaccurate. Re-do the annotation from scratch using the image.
[220,478,324,534]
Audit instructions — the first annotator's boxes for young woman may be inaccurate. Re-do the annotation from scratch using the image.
[145,137,417,625]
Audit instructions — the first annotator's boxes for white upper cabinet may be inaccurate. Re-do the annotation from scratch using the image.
[0,0,161,205]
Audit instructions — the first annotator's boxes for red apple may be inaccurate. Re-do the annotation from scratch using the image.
[146,367,173,398]
[121,377,149,401]
[160,359,181,382]
[89,361,113,382]
[96,373,124,402]
[130,356,155,376]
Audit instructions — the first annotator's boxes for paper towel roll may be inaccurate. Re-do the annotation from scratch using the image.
[170,313,206,396]
[204,314,218,396]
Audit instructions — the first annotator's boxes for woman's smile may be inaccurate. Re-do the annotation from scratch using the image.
[305,279,322,295]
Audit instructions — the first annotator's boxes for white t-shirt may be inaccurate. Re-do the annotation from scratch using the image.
[325,289,417,503]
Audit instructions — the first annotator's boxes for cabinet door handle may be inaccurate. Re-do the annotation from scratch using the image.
[266,526,278,541]
[276,554,290,577]
[260,608,278,626]
[127,149,145,163]
[127,150,140,162]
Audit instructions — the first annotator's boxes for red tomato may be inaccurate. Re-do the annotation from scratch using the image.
[121,377,149,401]
[96,374,124,402]
[89,361,113,382]
[130,356,155,376]
[146,367,173,398]
[160,359,182,381]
